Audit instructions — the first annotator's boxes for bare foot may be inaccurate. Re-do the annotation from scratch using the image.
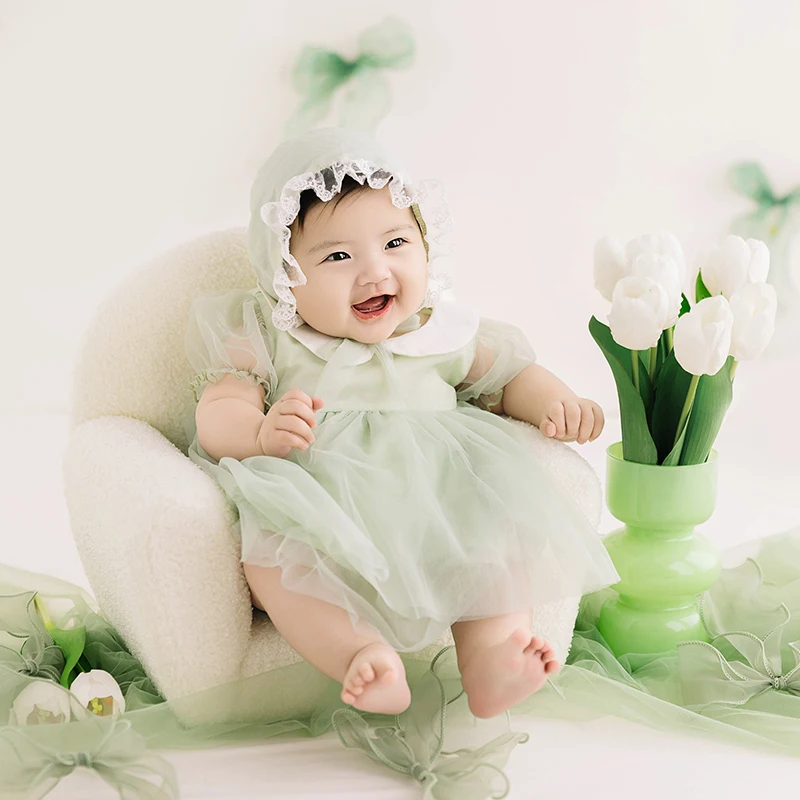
[459,628,561,718]
[340,643,411,715]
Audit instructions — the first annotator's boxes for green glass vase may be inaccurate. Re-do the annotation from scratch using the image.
[597,442,722,657]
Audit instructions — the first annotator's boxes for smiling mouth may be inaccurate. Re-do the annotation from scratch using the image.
[352,294,394,319]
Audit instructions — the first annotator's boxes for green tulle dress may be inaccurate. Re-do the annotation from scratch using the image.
[184,287,621,651]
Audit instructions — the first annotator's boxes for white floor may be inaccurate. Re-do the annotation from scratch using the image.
[3,352,800,799]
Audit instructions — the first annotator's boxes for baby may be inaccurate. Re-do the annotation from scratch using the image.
[186,127,619,718]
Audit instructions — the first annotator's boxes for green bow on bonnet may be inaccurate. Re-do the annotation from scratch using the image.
[284,16,415,138]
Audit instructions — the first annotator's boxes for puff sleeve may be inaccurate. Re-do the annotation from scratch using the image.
[185,289,278,408]
[456,317,537,411]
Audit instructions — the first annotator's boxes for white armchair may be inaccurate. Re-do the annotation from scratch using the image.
[62,228,601,722]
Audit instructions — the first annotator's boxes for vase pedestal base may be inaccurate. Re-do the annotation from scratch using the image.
[598,594,709,657]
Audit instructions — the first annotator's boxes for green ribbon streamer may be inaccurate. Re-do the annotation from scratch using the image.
[678,601,800,709]
[0,717,178,799]
[728,161,800,239]
[0,593,64,684]
[331,647,529,800]
[284,16,415,138]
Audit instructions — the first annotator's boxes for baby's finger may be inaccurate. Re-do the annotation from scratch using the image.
[280,388,314,409]
[541,419,557,437]
[278,399,318,429]
[577,404,595,445]
[564,403,581,440]
[275,415,315,446]
[546,402,566,438]
[589,404,605,441]
[311,396,325,411]
[276,430,310,451]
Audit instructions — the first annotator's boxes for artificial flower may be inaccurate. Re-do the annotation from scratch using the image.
[607,276,670,350]
[673,296,734,376]
[70,669,126,717]
[728,281,778,361]
[10,680,72,725]
[698,234,770,299]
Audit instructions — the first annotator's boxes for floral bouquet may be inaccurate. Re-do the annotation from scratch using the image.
[1,590,161,727]
[590,233,778,466]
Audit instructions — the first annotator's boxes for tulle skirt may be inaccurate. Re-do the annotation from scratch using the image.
[189,403,620,651]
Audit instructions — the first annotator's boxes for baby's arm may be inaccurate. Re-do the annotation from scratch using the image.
[468,344,604,445]
[197,378,324,461]
[503,364,604,444]
[196,375,266,461]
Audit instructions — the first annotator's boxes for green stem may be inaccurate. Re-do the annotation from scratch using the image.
[666,327,674,352]
[674,374,701,448]
[631,350,640,393]
[730,360,738,382]
[648,347,657,377]
[33,595,54,632]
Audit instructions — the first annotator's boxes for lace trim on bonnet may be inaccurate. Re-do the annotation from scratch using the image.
[258,159,454,331]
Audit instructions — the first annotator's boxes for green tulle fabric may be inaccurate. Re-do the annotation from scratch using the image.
[284,16,415,138]
[2,527,800,799]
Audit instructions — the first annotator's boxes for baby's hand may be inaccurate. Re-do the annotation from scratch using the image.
[258,389,324,458]
[540,399,604,445]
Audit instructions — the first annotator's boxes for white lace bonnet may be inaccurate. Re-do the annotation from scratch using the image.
[247,127,453,331]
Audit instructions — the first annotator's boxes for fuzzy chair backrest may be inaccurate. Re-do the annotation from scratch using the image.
[68,228,255,453]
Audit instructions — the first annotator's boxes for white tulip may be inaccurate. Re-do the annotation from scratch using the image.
[673,296,734,376]
[698,235,770,299]
[11,680,72,725]
[593,236,629,302]
[729,281,778,361]
[608,276,670,350]
[625,232,688,288]
[630,253,684,327]
[70,669,126,717]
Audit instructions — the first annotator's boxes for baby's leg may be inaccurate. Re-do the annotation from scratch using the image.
[244,563,411,715]
[451,611,561,719]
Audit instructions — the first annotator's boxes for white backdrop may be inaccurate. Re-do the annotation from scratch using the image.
[2,0,800,414]
[2,6,800,798]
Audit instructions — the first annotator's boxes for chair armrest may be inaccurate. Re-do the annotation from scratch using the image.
[63,416,252,701]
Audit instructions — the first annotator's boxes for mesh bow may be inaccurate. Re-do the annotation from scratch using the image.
[331,648,529,800]
[284,17,415,137]
[678,602,800,709]
[0,717,178,800]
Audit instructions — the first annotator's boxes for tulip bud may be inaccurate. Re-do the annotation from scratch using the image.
[593,236,628,302]
[11,681,72,725]
[673,296,734,376]
[625,232,688,288]
[729,281,778,360]
[631,253,684,327]
[608,276,670,350]
[70,669,126,717]
[698,235,770,299]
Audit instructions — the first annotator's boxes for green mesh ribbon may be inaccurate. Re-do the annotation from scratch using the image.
[332,647,529,800]
[729,162,800,238]
[0,717,178,799]
[729,162,800,313]
[284,16,415,138]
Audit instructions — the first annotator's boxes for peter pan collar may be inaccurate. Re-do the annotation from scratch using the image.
[285,301,480,365]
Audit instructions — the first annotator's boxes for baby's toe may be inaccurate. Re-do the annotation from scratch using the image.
[544,660,561,674]
[510,629,532,649]
[359,663,375,683]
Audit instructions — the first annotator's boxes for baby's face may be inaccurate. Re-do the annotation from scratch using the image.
[289,185,429,343]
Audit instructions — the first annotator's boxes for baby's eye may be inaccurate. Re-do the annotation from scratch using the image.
[324,251,350,262]
[386,238,407,249]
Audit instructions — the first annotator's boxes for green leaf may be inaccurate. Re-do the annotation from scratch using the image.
[662,418,689,465]
[695,273,711,303]
[679,293,691,317]
[49,625,87,688]
[679,356,734,465]
[589,317,658,464]
[650,350,695,464]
